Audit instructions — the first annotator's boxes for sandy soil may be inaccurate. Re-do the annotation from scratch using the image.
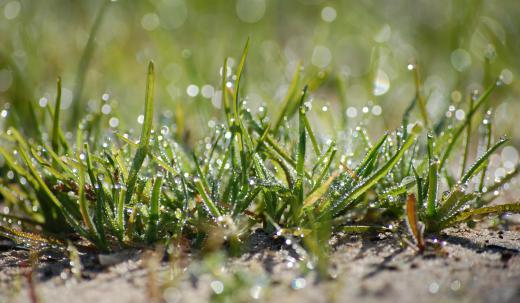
[1,225,520,303]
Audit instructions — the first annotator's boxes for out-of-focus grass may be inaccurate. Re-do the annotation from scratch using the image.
[1,0,519,141]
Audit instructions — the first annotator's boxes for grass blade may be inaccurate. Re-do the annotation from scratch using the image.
[71,0,110,125]
[292,86,308,220]
[411,64,431,130]
[439,203,520,229]
[146,176,163,244]
[272,61,302,134]
[327,123,422,216]
[51,77,62,153]
[122,62,155,228]
[426,159,439,217]
[460,136,508,183]
[439,81,498,170]
[194,178,222,220]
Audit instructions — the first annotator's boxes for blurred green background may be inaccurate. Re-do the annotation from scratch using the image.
[0,0,519,144]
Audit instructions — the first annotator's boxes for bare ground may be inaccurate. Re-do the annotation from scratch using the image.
[1,225,520,303]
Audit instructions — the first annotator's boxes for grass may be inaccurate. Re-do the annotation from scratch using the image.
[0,39,519,272]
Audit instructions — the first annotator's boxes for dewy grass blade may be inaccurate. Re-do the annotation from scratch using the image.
[0,146,36,186]
[439,81,498,170]
[425,134,437,217]
[412,64,431,130]
[273,61,302,134]
[483,163,520,199]
[232,38,250,187]
[426,159,439,217]
[84,143,108,250]
[123,62,155,229]
[77,147,99,242]
[460,94,474,178]
[328,122,422,216]
[460,136,508,184]
[310,142,337,193]
[439,203,520,230]
[194,178,222,220]
[146,176,163,243]
[51,77,62,153]
[71,0,111,125]
[193,153,212,196]
[295,86,309,210]
[477,113,493,205]
[10,133,88,237]
[303,114,321,156]
[435,186,464,219]
[355,132,388,178]
[221,57,232,126]
[233,37,250,124]
[304,171,339,208]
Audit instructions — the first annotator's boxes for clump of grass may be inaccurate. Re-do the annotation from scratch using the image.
[0,40,519,264]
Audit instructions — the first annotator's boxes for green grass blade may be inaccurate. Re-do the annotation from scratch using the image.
[0,146,36,186]
[272,61,302,134]
[439,82,498,170]
[355,132,388,177]
[194,178,222,220]
[477,114,493,205]
[77,149,97,236]
[424,135,438,214]
[294,86,308,216]
[435,186,464,219]
[51,77,62,153]
[327,122,422,216]
[460,94,474,178]
[304,171,339,208]
[193,153,212,196]
[426,159,439,217]
[310,142,336,193]
[233,37,250,124]
[336,73,348,127]
[303,114,321,156]
[221,57,232,126]
[123,61,155,228]
[483,163,520,199]
[139,62,155,149]
[146,176,163,244]
[70,0,110,125]
[439,203,520,229]
[460,136,508,184]
[412,64,431,130]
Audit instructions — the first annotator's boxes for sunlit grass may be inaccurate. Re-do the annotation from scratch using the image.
[0,39,519,276]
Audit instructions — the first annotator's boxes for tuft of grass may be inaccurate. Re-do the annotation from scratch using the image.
[0,40,519,263]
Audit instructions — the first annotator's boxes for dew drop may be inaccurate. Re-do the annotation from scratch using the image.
[210,280,224,294]
[291,277,307,290]
[373,69,390,96]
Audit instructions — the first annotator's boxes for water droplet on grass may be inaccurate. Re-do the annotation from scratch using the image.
[210,280,224,294]
[373,70,390,96]
[291,277,307,290]
[250,285,262,299]
[346,107,357,118]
